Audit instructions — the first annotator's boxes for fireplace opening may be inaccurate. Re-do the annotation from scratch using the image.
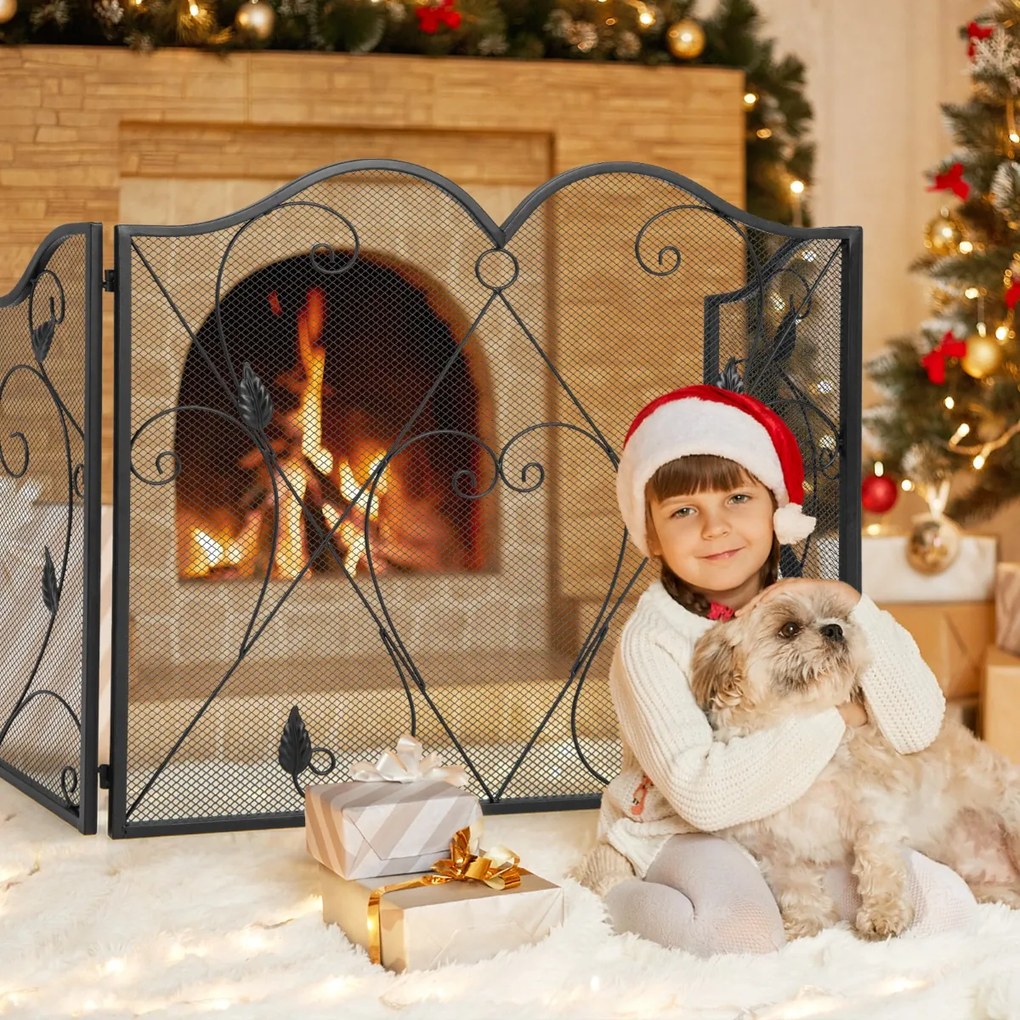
[173,250,496,580]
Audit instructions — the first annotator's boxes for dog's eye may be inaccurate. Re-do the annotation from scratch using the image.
[778,621,801,639]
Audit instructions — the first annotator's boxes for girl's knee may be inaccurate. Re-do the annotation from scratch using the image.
[700,899,786,954]
[905,850,978,936]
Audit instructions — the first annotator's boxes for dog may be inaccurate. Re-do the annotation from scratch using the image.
[690,586,1020,940]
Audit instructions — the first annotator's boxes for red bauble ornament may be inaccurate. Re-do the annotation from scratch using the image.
[862,473,898,514]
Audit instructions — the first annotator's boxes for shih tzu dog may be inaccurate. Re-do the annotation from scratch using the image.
[690,587,1020,941]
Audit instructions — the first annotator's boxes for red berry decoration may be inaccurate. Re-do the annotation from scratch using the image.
[861,473,898,514]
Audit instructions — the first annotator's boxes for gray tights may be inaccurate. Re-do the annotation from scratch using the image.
[604,833,977,956]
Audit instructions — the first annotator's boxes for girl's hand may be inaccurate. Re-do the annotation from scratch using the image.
[734,577,861,618]
[838,700,869,728]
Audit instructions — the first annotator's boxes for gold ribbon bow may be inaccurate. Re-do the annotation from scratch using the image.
[365,827,528,965]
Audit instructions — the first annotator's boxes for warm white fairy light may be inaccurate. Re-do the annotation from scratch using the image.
[974,453,987,469]
[944,395,955,409]
[874,460,884,476]
[996,324,1011,340]
[789,179,805,194]
[901,478,914,491]
[744,91,758,107]
[965,286,981,299]
[949,422,971,445]
[959,240,975,253]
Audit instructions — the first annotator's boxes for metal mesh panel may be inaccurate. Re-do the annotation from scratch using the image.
[0,226,100,833]
[112,163,860,835]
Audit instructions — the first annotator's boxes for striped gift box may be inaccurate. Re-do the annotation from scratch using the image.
[305,779,482,880]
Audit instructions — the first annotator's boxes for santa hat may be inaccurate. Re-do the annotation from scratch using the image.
[616,384,816,556]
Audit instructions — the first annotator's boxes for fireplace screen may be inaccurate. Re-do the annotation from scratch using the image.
[0,224,101,834]
[107,160,861,837]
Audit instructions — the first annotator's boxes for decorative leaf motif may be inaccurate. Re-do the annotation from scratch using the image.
[278,705,313,779]
[238,362,273,435]
[31,317,55,364]
[42,546,59,614]
[715,357,745,393]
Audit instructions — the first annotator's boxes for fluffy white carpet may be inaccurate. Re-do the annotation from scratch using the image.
[3,783,1020,1020]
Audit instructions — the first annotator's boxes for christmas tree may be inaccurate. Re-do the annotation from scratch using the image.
[865,3,1020,526]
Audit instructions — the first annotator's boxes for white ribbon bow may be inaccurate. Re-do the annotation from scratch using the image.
[349,734,469,787]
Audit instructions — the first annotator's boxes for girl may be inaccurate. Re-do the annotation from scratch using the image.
[576,384,977,955]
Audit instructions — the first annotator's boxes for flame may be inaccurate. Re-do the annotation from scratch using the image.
[193,530,224,573]
[296,288,333,477]
[275,470,309,580]
[329,451,388,573]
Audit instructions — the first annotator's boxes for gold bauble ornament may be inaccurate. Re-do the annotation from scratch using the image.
[0,0,17,24]
[924,210,963,256]
[961,331,1005,378]
[666,19,705,60]
[235,0,275,40]
[905,513,962,574]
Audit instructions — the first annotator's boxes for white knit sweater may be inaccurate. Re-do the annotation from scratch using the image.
[598,581,947,878]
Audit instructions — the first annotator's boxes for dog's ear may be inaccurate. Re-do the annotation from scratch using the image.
[690,626,745,713]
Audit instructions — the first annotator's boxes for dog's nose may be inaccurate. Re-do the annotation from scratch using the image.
[820,623,844,642]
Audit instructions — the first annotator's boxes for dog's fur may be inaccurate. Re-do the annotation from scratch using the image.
[690,588,1020,940]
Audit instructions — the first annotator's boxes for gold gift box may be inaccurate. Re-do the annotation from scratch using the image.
[877,600,995,699]
[320,864,564,972]
[981,645,1020,765]
[305,779,482,880]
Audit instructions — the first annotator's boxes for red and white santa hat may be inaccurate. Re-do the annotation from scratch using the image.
[616,384,816,556]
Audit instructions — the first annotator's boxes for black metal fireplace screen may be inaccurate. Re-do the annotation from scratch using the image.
[0,224,102,834]
[0,161,861,838]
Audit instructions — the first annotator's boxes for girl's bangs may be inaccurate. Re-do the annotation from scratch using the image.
[647,455,757,501]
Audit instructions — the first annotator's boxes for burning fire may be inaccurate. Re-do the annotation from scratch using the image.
[181,286,392,580]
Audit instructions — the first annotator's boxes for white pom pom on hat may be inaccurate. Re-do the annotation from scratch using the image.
[616,384,817,556]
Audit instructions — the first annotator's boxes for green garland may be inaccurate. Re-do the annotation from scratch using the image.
[1,0,814,224]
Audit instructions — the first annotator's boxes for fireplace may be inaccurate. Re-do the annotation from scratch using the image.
[174,251,496,581]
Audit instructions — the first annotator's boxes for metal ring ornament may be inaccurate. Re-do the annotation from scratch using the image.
[474,247,520,291]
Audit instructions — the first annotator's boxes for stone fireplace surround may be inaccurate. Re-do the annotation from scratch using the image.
[1,47,747,826]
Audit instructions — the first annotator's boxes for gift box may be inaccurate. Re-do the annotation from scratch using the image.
[876,600,995,699]
[305,735,481,880]
[981,646,1020,765]
[320,863,563,972]
[306,778,481,880]
[862,533,998,603]
[994,563,1020,657]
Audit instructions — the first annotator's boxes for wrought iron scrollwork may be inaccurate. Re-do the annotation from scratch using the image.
[277,705,338,797]
[0,260,87,813]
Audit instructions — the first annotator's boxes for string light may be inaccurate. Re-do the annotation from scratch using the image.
[789,179,806,227]
[949,422,971,445]
[756,128,772,139]
[959,240,975,253]
[996,324,1010,340]
[874,460,884,476]
[965,286,981,299]
[944,396,955,409]
[744,91,758,107]
[901,479,914,491]
[974,453,987,469]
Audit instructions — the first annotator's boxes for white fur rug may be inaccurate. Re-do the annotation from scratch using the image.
[3,784,1020,1020]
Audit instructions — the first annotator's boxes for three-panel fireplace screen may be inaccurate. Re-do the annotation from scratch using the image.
[0,160,862,837]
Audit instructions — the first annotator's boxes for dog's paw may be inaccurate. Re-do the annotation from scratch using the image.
[781,904,838,940]
[782,913,824,940]
[854,900,914,941]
